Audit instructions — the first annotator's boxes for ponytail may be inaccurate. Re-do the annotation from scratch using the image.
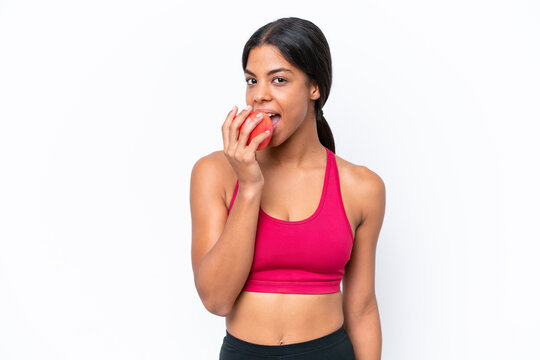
[316,107,335,154]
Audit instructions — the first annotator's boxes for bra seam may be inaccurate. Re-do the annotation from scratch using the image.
[332,153,355,240]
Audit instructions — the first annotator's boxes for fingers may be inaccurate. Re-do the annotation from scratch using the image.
[236,111,264,147]
[221,106,237,149]
[222,105,271,155]
[229,105,252,149]
[247,129,272,152]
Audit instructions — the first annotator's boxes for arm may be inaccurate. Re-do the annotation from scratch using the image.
[342,166,386,360]
[190,153,262,316]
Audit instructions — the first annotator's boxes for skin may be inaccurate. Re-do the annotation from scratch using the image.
[191,45,385,358]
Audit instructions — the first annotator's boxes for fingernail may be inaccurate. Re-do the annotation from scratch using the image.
[256,113,263,118]
[244,105,252,111]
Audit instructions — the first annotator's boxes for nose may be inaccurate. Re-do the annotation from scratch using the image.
[253,81,272,103]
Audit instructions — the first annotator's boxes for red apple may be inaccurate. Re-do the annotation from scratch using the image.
[237,111,273,150]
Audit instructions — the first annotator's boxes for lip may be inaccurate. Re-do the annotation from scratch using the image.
[253,108,281,116]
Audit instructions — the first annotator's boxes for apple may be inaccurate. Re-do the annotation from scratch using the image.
[237,111,273,150]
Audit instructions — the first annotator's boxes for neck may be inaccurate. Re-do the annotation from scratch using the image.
[259,116,326,169]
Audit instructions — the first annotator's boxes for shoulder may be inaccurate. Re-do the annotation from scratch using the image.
[192,150,228,171]
[334,154,386,225]
[191,150,235,202]
[335,154,385,193]
[191,150,224,178]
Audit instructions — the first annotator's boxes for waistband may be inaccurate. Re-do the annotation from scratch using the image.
[223,325,349,356]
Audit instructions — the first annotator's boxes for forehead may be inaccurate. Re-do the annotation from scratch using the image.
[245,45,298,73]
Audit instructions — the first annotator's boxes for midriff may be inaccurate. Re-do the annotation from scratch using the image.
[225,290,344,345]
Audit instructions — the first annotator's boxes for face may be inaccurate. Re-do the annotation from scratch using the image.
[244,45,320,144]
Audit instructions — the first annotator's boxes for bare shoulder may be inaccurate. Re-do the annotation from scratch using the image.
[191,150,235,203]
[191,151,222,180]
[192,150,232,175]
[334,154,386,226]
[335,154,385,192]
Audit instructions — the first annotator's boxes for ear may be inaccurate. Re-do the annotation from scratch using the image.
[309,80,320,101]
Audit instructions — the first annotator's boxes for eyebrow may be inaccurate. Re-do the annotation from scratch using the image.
[244,67,293,77]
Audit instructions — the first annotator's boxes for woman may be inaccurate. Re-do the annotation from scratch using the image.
[190,17,385,359]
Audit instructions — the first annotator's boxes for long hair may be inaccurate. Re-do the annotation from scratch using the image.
[242,17,335,153]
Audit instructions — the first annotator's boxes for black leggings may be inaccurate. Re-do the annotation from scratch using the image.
[219,325,356,359]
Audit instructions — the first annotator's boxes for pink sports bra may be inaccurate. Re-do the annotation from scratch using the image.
[227,147,354,294]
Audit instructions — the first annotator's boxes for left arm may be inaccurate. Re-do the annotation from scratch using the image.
[342,166,386,360]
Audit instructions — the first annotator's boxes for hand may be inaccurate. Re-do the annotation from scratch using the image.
[221,105,271,188]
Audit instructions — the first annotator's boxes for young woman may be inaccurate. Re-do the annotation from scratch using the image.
[190,17,386,360]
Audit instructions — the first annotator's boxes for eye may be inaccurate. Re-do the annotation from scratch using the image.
[245,77,287,85]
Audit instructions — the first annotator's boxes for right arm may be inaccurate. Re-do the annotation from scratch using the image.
[190,157,262,316]
[190,105,271,316]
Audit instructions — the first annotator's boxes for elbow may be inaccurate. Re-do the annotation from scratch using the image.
[202,297,232,317]
[194,273,233,316]
[197,285,232,317]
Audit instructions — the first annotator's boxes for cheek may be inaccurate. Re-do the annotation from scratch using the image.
[245,89,253,102]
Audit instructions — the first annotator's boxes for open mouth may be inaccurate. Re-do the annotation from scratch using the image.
[267,113,281,129]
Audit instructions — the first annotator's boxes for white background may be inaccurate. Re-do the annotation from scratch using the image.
[1,0,539,359]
